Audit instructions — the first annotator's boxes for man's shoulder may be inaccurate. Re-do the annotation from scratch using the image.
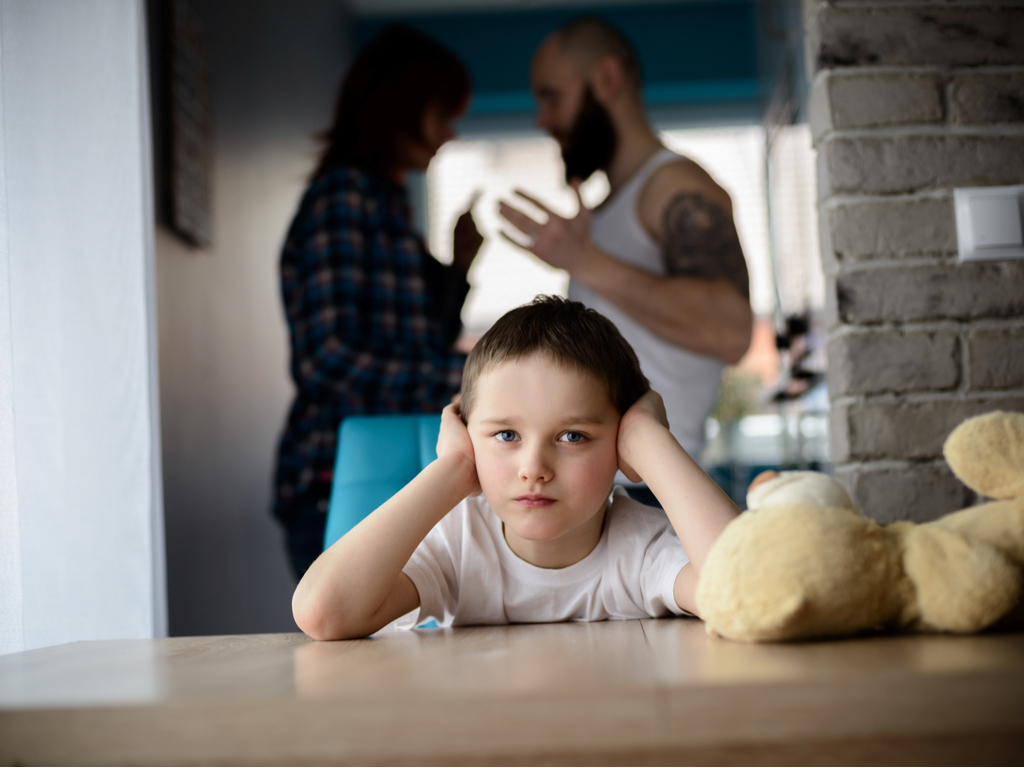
[637,156,732,243]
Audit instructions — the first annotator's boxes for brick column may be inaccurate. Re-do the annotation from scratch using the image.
[805,0,1024,523]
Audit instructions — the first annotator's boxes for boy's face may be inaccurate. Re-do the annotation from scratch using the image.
[466,353,620,567]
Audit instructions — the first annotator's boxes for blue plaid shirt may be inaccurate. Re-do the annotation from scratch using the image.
[274,168,468,519]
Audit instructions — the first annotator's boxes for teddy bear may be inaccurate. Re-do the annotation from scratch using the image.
[695,410,1024,642]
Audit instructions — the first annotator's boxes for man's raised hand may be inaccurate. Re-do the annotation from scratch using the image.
[497,182,593,275]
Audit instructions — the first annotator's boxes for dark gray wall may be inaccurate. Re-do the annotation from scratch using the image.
[148,0,351,635]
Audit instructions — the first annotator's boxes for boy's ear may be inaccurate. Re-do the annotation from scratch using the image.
[452,394,469,425]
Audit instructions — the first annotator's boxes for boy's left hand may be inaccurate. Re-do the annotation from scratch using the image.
[617,390,670,483]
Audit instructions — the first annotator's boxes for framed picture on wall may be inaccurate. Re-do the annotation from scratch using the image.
[169,0,212,247]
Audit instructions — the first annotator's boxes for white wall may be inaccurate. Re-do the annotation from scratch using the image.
[0,18,23,654]
[0,0,165,654]
[152,0,350,634]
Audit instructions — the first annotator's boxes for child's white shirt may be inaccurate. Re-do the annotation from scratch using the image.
[394,486,690,629]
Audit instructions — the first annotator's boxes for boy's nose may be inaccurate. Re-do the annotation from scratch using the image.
[518,446,553,483]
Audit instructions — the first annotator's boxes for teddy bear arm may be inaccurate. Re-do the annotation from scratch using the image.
[930,499,1024,568]
[902,525,1023,633]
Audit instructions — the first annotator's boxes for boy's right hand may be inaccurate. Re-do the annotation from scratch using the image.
[436,400,482,497]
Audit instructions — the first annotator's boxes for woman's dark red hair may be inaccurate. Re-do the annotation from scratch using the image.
[312,25,471,179]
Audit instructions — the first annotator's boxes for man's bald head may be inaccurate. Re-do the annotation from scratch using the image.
[548,17,642,95]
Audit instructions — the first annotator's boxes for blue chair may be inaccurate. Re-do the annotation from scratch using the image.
[323,414,442,549]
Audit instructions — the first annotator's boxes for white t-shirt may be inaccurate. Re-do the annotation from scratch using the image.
[395,486,690,629]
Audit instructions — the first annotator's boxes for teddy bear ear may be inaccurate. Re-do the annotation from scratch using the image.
[943,411,1024,500]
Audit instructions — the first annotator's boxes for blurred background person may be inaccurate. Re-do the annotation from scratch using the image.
[499,17,752,507]
[273,25,483,579]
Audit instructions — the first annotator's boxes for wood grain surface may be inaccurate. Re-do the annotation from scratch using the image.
[2,619,1023,765]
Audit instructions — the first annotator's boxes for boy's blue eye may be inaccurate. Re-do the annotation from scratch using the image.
[495,430,517,443]
[559,431,585,444]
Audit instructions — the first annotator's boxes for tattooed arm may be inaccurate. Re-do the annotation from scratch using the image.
[570,160,752,363]
[496,158,752,363]
[660,192,750,301]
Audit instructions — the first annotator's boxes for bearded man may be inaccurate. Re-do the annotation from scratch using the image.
[498,17,753,505]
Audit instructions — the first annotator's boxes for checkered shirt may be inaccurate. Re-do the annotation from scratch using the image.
[273,168,468,519]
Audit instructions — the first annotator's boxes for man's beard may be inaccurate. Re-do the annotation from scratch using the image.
[559,87,617,184]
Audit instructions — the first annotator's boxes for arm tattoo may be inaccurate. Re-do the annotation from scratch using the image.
[661,192,750,300]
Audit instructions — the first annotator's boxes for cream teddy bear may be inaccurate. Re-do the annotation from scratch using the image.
[696,411,1024,642]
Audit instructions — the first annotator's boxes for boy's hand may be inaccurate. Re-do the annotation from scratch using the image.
[436,399,482,497]
[617,390,670,483]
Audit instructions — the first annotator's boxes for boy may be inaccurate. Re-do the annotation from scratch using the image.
[293,296,740,640]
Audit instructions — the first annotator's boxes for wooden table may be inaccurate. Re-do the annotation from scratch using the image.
[2,619,1023,765]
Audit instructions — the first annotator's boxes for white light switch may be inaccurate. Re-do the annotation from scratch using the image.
[955,185,1024,262]
[970,195,1022,248]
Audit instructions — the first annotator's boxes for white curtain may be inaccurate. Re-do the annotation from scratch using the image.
[0,0,166,655]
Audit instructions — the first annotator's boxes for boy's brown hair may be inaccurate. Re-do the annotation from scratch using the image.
[460,295,649,421]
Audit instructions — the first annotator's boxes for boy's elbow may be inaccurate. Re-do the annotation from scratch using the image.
[292,587,323,639]
[292,587,366,641]
[293,585,341,640]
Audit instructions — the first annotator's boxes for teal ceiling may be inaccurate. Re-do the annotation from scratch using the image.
[354,1,762,115]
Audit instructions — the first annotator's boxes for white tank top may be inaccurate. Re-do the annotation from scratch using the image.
[569,148,724,469]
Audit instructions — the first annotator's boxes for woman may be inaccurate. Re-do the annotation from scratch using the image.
[274,25,483,579]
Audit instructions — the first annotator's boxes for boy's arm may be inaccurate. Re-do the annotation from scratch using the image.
[292,403,480,640]
[617,391,740,616]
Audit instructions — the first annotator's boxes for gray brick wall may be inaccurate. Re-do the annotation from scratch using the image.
[806,0,1024,523]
